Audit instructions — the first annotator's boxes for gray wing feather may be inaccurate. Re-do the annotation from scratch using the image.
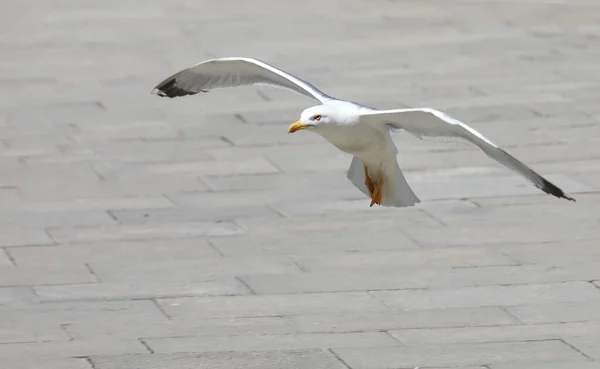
[152,57,332,103]
[360,108,575,202]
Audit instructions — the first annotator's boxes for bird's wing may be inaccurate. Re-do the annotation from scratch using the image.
[151,57,332,103]
[359,107,575,201]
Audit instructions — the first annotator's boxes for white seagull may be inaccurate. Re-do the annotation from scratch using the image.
[152,57,575,207]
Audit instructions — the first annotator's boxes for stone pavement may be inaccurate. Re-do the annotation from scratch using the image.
[2,0,600,368]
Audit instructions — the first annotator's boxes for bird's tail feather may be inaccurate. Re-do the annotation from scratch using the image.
[347,156,420,208]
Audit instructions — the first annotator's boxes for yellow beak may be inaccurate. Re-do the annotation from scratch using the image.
[288,120,311,133]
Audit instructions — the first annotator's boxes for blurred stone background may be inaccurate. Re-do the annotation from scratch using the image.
[1,0,600,368]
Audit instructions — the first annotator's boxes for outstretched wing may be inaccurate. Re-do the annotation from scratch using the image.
[360,107,575,201]
[151,57,332,103]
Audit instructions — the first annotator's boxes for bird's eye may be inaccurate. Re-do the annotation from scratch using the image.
[313,114,322,121]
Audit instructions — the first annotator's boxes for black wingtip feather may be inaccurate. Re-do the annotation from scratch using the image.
[152,78,201,98]
[539,177,576,202]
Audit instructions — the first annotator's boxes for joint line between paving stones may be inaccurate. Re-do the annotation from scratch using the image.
[84,263,101,282]
[161,194,179,207]
[42,228,58,245]
[292,260,307,272]
[198,175,217,191]
[206,239,226,257]
[418,208,447,227]
[590,280,600,291]
[235,276,257,295]
[383,330,405,344]
[60,323,75,341]
[327,348,353,369]
[219,136,235,146]
[139,338,155,354]
[105,210,120,223]
[80,357,97,369]
[234,113,249,124]
[90,165,106,181]
[559,338,595,361]
[152,299,172,320]
[395,226,425,248]
[256,90,272,102]
[466,198,482,207]
[266,204,287,218]
[2,248,16,266]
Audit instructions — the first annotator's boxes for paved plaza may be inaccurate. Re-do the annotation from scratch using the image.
[2,0,600,368]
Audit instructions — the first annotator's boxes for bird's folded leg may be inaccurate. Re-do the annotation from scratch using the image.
[364,165,383,207]
[364,165,375,195]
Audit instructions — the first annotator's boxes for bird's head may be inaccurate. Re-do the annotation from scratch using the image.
[288,105,347,133]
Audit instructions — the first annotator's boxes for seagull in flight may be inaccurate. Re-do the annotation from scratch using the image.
[152,57,575,207]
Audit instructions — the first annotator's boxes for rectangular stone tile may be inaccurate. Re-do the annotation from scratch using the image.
[271,197,423,217]
[242,263,600,295]
[235,210,443,236]
[400,221,593,247]
[0,264,95,286]
[0,229,53,247]
[371,282,600,310]
[389,320,600,345]
[0,287,38,305]
[0,210,115,228]
[210,230,418,257]
[0,357,92,369]
[145,332,398,354]
[287,307,517,333]
[110,206,280,224]
[62,139,226,164]
[0,316,68,344]
[0,339,147,358]
[333,340,585,369]
[34,278,250,302]
[158,292,388,319]
[89,256,299,283]
[204,171,350,192]
[295,247,516,272]
[491,363,600,369]
[95,158,279,180]
[168,186,362,211]
[506,301,600,324]
[47,221,242,243]
[69,121,179,144]
[9,196,175,212]
[500,240,600,267]
[0,300,166,325]
[9,239,220,266]
[67,316,294,340]
[240,271,442,294]
[90,349,346,369]
[204,142,341,162]
[6,101,105,123]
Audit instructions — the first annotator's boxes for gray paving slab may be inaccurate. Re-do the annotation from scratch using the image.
[0,358,93,369]
[158,292,390,320]
[3,0,600,367]
[7,239,221,266]
[144,332,399,354]
[286,307,518,333]
[90,350,347,369]
[65,316,295,340]
[333,340,586,369]
[371,282,600,310]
